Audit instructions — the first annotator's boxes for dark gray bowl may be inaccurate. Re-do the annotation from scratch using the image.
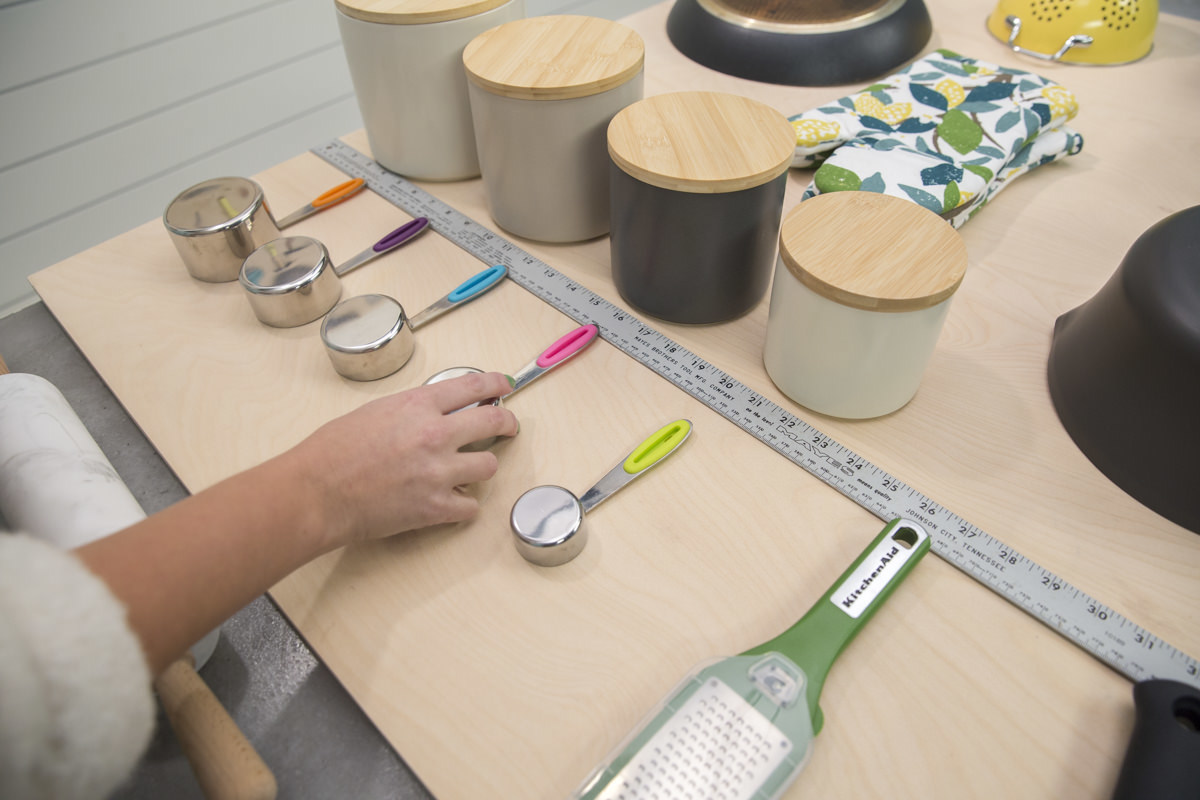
[1047,205,1200,534]
[665,0,932,86]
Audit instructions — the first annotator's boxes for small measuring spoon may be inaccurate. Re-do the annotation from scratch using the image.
[423,324,599,449]
[274,178,366,228]
[510,419,692,566]
[321,264,508,381]
[239,218,429,328]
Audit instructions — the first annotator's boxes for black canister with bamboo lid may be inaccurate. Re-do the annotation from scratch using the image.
[606,91,795,324]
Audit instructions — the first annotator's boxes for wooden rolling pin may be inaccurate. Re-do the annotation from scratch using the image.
[0,354,277,800]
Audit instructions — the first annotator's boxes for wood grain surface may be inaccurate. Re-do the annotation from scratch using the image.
[779,191,967,310]
[30,1,1200,798]
[334,0,513,25]
[463,15,645,99]
[607,91,795,191]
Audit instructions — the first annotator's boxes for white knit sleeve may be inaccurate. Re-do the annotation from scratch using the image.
[0,533,154,800]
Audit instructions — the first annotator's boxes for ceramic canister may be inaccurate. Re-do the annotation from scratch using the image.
[462,15,645,243]
[607,91,795,324]
[335,0,525,181]
[762,191,967,419]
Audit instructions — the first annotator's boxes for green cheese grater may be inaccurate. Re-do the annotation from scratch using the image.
[573,518,930,800]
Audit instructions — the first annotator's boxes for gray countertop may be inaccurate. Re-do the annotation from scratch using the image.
[1,302,431,800]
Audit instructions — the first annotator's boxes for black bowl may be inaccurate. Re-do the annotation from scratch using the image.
[1047,206,1200,534]
[665,0,932,86]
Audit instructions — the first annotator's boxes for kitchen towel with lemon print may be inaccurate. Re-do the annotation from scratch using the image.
[790,49,1082,227]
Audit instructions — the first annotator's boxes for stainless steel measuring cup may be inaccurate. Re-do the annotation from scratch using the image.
[320,264,509,381]
[164,177,366,282]
[238,218,429,328]
[423,324,600,449]
[509,419,692,566]
[164,177,282,283]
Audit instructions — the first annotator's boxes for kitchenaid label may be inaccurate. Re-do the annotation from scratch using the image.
[833,539,917,619]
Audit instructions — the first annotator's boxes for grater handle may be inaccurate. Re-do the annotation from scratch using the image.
[743,518,930,733]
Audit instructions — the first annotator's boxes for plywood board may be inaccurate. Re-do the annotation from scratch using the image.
[30,2,1200,797]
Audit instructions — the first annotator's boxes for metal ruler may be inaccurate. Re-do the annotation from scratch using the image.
[314,138,1199,689]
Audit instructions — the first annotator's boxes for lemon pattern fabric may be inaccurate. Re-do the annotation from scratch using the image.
[789,49,1083,227]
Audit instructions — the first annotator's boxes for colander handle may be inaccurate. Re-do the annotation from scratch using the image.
[1001,14,1094,61]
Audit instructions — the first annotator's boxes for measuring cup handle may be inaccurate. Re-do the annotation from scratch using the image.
[408,265,508,330]
[538,324,598,368]
[334,217,430,277]
[447,263,506,302]
[312,178,365,209]
[509,324,600,394]
[373,217,429,253]
[276,178,367,228]
[578,419,692,514]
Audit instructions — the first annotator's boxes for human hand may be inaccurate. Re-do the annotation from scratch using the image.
[284,371,518,550]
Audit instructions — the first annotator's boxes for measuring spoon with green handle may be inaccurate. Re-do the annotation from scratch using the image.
[573,517,930,800]
[510,419,692,567]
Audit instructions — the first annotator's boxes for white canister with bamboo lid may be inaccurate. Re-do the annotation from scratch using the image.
[763,191,968,419]
[462,15,644,243]
[335,0,525,181]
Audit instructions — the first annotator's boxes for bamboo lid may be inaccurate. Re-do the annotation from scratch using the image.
[335,0,511,25]
[779,192,967,312]
[462,15,644,101]
[607,92,794,194]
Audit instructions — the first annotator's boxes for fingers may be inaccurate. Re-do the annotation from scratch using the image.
[425,487,482,528]
[446,403,519,450]
[425,371,513,415]
[445,450,502,489]
[418,455,498,528]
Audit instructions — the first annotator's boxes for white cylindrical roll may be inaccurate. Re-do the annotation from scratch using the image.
[0,372,145,548]
[0,370,219,666]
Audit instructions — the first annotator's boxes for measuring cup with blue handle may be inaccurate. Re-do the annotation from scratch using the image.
[320,264,508,381]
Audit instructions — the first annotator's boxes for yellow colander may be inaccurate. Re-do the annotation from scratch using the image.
[986,0,1158,65]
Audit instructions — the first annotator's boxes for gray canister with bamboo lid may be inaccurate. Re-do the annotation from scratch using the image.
[463,15,644,243]
[335,0,525,181]
[606,91,795,324]
[763,191,968,419]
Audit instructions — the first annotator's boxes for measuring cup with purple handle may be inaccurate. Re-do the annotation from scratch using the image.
[239,217,429,327]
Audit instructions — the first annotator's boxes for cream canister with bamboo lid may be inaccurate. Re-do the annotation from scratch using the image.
[606,91,795,324]
[763,191,968,419]
[462,15,644,243]
[335,0,525,181]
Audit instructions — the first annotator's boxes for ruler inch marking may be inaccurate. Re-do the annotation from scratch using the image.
[312,139,1200,690]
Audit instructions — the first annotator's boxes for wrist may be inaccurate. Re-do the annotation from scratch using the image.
[256,445,347,560]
